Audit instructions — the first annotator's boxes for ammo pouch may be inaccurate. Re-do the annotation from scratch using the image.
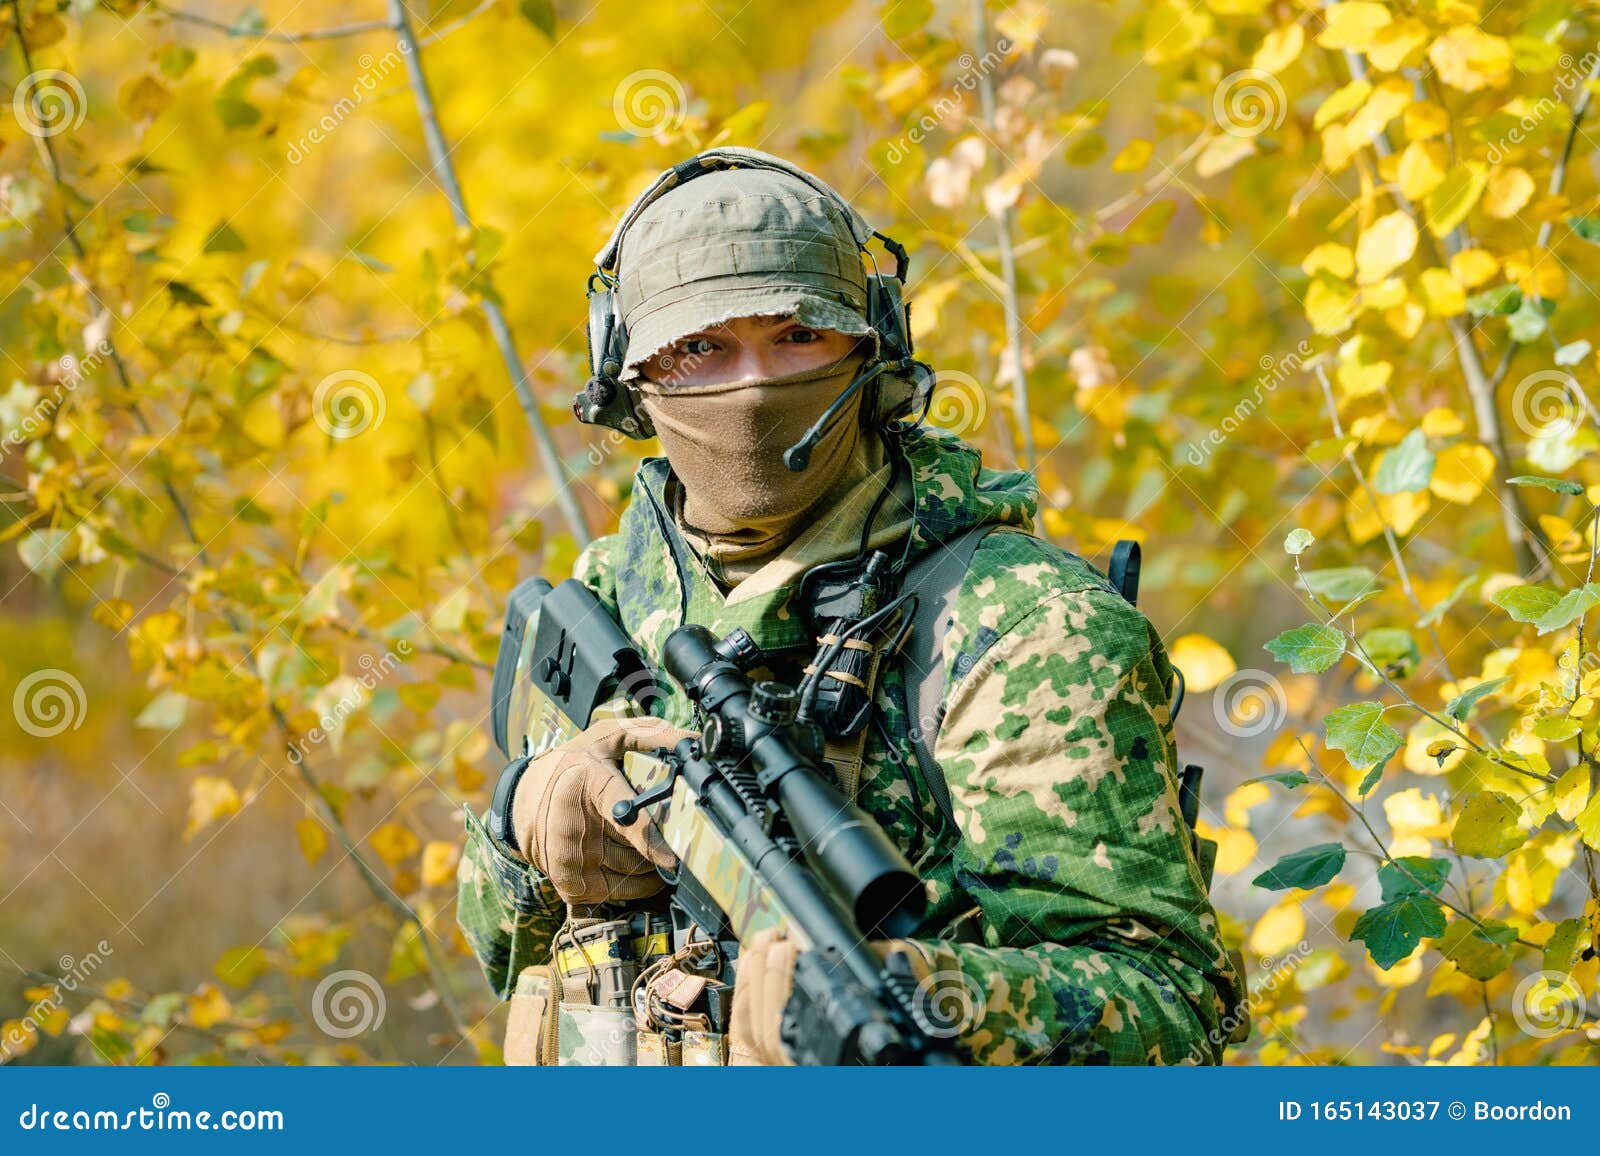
[505,912,736,1066]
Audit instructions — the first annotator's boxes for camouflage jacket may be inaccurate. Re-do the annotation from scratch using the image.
[457,424,1243,1064]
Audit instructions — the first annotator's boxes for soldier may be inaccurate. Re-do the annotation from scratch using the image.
[457,148,1244,1065]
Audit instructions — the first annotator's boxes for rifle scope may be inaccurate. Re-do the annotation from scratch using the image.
[662,624,927,940]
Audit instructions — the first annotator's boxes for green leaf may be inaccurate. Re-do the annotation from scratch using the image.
[134,689,189,731]
[1572,216,1600,243]
[1357,755,1389,796]
[1372,428,1435,494]
[518,0,557,37]
[18,528,69,580]
[1284,528,1315,555]
[203,220,246,254]
[1507,474,1585,495]
[1378,855,1451,899]
[1445,676,1508,721]
[1264,623,1345,673]
[213,95,261,129]
[1324,702,1401,768]
[1451,791,1527,858]
[1555,340,1592,367]
[1245,770,1311,790]
[1358,627,1419,678]
[1491,583,1562,626]
[1298,566,1380,602]
[1543,918,1585,975]
[1251,843,1346,891]
[1436,918,1515,980]
[1466,284,1521,316]
[1532,583,1600,634]
[1352,893,1446,969]
[1507,294,1551,343]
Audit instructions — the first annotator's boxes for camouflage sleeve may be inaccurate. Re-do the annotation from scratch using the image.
[455,805,567,999]
[453,535,623,998]
[916,584,1240,1064]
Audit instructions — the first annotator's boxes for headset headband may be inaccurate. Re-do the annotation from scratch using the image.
[593,147,880,277]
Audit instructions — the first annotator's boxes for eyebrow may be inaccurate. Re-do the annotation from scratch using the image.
[672,315,801,344]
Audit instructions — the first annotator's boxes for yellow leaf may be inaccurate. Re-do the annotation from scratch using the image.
[1313,78,1372,130]
[185,776,241,840]
[187,984,234,1030]
[371,822,421,864]
[1484,166,1535,218]
[1420,407,1464,438]
[1398,140,1448,200]
[1429,26,1513,93]
[1382,489,1434,536]
[1429,442,1494,503]
[1345,78,1411,149]
[1425,162,1487,237]
[1250,899,1307,956]
[1112,138,1153,173]
[1449,247,1499,288]
[1416,267,1466,317]
[1225,781,1272,827]
[1385,787,1448,857]
[1553,764,1590,824]
[296,817,328,867]
[1367,17,1429,71]
[1169,633,1236,693]
[1251,23,1304,73]
[1355,210,1418,283]
[1316,3,1392,52]
[421,840,461,887]
[1404,100,1450,140]
[1302,242,1354,279]
[1504,249,1566,298]
[1305,278,1356,333]
[1143,0,1213,64]
[1578,789,1600,852]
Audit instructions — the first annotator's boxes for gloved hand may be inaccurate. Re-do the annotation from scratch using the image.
[510,715,695,908]
[728,931,936,1065]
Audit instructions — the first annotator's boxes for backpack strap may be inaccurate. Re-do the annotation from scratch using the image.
[898,534,1147,832]
[897,525,996,830]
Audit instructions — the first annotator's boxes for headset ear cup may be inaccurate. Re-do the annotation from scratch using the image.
[865,275,913,362]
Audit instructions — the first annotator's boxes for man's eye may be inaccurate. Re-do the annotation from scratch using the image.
[784,328,819,344]
[678,338,715,356]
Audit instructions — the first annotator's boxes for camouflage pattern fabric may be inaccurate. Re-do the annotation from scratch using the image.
[457,423,1243,1063]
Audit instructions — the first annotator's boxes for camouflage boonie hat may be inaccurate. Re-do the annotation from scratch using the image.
[607,160,875,379]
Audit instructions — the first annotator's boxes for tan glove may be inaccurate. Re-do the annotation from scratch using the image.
[728,933,937,1065]
[510,715,695,908]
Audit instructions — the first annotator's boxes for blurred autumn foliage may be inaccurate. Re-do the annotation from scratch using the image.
[3,0,1599,1065]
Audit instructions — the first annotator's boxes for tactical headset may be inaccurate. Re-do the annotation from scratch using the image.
[573,147,932,472]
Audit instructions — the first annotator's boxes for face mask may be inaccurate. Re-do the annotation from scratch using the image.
[635,355,868,542]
